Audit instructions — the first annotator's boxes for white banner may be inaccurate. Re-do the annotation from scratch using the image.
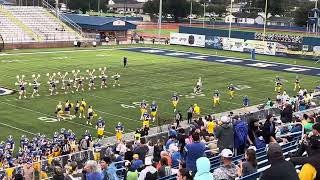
[170,33,205,47]
[244,40,276,55]
[222,38,244,52]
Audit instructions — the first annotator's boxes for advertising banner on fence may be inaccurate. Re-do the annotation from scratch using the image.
[244,40,276,55]
[205,36,223,49]
[222,38,244,52]
[170,33,205,47]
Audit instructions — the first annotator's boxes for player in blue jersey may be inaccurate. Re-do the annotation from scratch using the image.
[228,84,235,99]
[115,122,124,141]
[171,92,179,112]
[96,117,106,139]
[243,95,250,111]
[6,135,15,151]
[150,101,158,122]
[140,100,148,120]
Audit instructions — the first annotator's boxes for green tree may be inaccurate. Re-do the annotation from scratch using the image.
[294,2,314,27]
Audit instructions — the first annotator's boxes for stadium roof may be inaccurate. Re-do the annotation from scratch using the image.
[64,14,137,31]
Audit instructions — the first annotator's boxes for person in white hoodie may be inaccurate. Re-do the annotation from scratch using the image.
[138,158,158,180]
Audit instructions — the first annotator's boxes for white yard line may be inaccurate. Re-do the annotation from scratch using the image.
[0,122,37,135]
[0,48,114,56]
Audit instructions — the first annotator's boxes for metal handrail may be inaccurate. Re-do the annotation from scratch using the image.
[41,0,82,36]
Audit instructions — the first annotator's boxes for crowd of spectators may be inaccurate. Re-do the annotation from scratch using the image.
[1,89,320,179]
[255,32,303,44]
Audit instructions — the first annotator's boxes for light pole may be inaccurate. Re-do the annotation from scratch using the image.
[190,0,193,27]
[203,1,206,28]
[98,0,100,15]
[228,0,234,39]
[158,0,163,42]
[263,0,268,41]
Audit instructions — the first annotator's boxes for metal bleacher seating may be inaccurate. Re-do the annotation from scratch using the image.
[2,6,80,42]
[156,132,302,180]
[0,10,33,43]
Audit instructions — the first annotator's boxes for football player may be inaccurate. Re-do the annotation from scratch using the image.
[96,117,105,139]
[140,100,147,120]
[213,90,220,107]
[150,101,158,122]
[115,122,124,141]
[87,106,94,125]
[79,98,87,118]
[228,84,235,99]
[294,76,301,91]
[55,101,63,121]
[171,92,179,113]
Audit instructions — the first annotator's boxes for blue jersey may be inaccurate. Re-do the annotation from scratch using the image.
[151,103,158,111]
[6,139,14,149]
[228,86,235,91]
[172,95,179,101]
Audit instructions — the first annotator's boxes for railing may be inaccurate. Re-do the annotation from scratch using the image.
[41,0,83,36]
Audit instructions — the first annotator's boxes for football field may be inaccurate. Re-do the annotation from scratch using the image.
[0,44,319,143]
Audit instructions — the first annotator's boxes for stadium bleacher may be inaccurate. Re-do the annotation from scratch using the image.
[0,5,80,43]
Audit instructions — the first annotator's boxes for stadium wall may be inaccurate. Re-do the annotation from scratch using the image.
[3,40,93,50]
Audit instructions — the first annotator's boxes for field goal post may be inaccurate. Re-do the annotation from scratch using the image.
[0,34,4,52]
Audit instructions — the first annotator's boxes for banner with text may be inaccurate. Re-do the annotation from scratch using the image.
[170,33,205,47]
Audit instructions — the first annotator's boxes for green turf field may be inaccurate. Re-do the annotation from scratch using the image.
[0,45,319,143]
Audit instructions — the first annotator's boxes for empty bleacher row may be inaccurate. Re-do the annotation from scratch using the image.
[0,5,80,43]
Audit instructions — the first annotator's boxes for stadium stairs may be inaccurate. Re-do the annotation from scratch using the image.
[0,5,38,42]
[0,5,81,43]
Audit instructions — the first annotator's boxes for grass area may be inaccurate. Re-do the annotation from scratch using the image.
[0,45,319,145]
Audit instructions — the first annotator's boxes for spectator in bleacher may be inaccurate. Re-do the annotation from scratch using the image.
[23,161,34,180]
[124,161,138,180]
[138,158,158,180]
[52,166,64,180]
[248,118,260,146]
[158,157,172,177]
[166,135,177,150]
[260,143,299,180]
[177,168,192,180]
[100,157,118,180]
[207,117,216,136]
[153,140,164,163]
[281,103,293,123]
[171,145,181,167]
[177,129,187,154]
[185,132,206,173]
[262,115,276,144]
[169,126,178,137]
[64,161,84,180]
[124,143,134,162]
[233,115,248,155]
[84,160,103,180]
[215,116,234,152]
[304,117,315,135]
[213,149,237,180]
[298,130,320,180]
[134,138,149,163]
[194,157,213,180]
[157,151,172,169]
[131,154,144,171]
[237,147,257,177]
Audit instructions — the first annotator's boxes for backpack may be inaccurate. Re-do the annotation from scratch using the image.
[255,137,266,149]
[234,121,248,146]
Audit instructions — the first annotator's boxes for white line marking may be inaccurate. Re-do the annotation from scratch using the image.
[0,122,37,135]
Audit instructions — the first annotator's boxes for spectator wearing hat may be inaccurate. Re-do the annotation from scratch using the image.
[138,158,158,180]
[194,157,213,180]
[213,149,237,180]
[260,143,299,180]
[237,148,257,177]
[215,116,234,152]
[131,154,144,171]
[23,161,34,180]
[185,132,206,173]
[100,157,118,180]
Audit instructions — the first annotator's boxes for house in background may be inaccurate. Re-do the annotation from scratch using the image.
[267,16,295,26]
[225,12,264,24]
[226,3,245,13]
[107,0,144,14]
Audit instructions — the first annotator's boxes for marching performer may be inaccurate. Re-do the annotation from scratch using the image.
[47,73,58,96]
[72,70,80,88]
[99,67,108,89]
[86,69,96,91]
[76,76,85,92]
